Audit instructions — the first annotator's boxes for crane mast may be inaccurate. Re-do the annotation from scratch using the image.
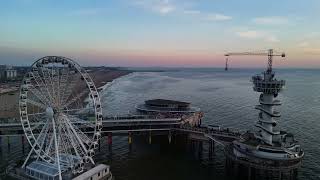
[225,58,228,71]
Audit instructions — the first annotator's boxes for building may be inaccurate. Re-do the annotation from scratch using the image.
[0,65,17,81]
[135,99,200,115]
[25,161,67,180]
[225,70,303,179]
[72,164,112,180]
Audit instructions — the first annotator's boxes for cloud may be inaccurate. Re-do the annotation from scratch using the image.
[298,41,309,47]
[265,36,280,43]
[183,10,201,15]
[68,8,102,16]
[236,30,260,39]
[204,13,232,21]
[158,6,175,14]
[302,48,320,54]
[235,30,279,43]
[253,16,289,25]
[133,1,232,21]
[305,32,320,38]
[134,0,176,15]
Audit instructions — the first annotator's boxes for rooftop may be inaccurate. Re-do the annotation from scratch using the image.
[145,99,190,106]
[26,161,67,177]
[72,164,110,180]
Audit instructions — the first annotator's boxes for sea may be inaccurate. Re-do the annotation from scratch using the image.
[0,68,319,180]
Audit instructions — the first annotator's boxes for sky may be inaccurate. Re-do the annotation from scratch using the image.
[0,0,320,68]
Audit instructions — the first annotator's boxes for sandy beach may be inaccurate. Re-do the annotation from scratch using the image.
[0,69,131,119]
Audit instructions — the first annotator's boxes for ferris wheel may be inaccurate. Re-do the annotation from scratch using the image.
[19,56,103,177]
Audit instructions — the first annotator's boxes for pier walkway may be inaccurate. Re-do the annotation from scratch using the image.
[0,114,241,146]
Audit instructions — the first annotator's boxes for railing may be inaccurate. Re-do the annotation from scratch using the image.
[252,78,285,93]
[177,124,242,138]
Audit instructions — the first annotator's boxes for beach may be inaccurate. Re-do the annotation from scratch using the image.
[0,69,131,119]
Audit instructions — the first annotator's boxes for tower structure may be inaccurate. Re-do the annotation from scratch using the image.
[224,49,304,180]
[252,65,285,145]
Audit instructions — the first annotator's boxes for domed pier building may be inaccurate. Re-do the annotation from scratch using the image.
[136,99,200,116]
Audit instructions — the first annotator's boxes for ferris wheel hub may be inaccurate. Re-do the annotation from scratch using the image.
[46,107,54,119]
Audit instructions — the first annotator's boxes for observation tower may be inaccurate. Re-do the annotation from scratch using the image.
[225,49,304,180]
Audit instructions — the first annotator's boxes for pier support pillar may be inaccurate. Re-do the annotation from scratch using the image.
[278,171,282,180]
[234,161,239,177]
[247,166,251,180]
[198,141,203,159]
[148,131,152,144]
[98,139,101,152]
[168,131,172,144]
[107,133,112,152]
[22,135,25,153]
[209,140,215,159]
[7,136,10,149]
[128,132,132,151]
[128,132,132,144]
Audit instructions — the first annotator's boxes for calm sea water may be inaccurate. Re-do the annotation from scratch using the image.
[1,68,319,179]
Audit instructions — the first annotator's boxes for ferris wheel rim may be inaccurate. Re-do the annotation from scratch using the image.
[19,56,103,169]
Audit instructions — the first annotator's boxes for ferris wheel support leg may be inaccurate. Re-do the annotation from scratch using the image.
[21,148,34,168]
[52,118,62,180]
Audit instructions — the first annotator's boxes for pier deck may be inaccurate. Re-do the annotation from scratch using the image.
[0,115,241,145]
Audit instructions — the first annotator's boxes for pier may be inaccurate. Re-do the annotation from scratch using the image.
[0,113,240,144]
[0,55,304,180]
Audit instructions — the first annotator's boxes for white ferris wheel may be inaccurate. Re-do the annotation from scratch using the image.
[19,56,103,177]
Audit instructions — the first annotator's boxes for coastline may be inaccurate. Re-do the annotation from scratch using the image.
[0,69,132,120]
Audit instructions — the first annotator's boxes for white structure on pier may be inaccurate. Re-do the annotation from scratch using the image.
[226,49,303,161]
[252,71,285,145]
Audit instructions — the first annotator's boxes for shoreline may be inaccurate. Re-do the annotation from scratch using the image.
[0,69,132,119]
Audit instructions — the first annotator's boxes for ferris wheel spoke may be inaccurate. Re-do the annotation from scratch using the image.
[64,122,87,158]
[62,108,88,114]
[29,71,55,105]
[50,116,63,180]
[73,126,92,146]
[57,123,74,166]
[63,90,88,108]
[27,113,47,124]
[40,67,57,105]
[47,67,58,106]
[66,115,95,129]
[45,133,55,156]
[59,122,84,167]
[28,112,46,117]
[30,122,45,131]
[56,66,63,107]
[58,67,68,105]
[58,69,79,105]
[36,122,51,160]
[28,86,51,107]
[31,118,55,163]
[64,116,89,153]
[52,65,64,107]
[27,99,47,110]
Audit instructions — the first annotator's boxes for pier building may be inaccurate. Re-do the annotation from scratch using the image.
[135,99,200,115]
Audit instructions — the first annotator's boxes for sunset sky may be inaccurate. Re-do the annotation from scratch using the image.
[0,0,320,68]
